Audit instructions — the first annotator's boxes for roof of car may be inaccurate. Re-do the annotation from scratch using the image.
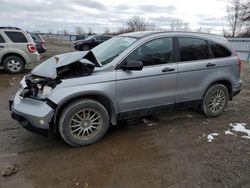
[0,27,21,30]
[120,31,225,40]
[119,31,229,46]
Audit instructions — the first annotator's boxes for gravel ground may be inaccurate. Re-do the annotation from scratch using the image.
[0,38,250,188]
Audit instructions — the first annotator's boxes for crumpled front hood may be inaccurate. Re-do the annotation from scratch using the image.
[32,51,101,79]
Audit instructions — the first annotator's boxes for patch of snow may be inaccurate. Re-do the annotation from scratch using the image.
[207,133,219,142]
[242,135,250,140]
[230,123,250,139]
[225,130,234,135]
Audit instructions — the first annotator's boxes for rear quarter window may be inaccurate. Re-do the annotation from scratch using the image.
[210,41,232,58]
[0,34,5,43]
[4,31,28,43]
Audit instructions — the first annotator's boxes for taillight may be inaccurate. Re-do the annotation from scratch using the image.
[27,44,36,53]
[237,56,242,77]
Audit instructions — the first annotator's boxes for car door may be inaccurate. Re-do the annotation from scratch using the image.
[176,37,215,104]
[116,37,177,117]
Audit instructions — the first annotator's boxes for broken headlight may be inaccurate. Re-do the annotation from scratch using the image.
[37,85,53,99]
[21,74,60,100]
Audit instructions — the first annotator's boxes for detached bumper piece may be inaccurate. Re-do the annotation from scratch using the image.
[9,90,54,136]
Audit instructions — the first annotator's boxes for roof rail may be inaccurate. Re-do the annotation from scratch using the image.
[0,27,21,30]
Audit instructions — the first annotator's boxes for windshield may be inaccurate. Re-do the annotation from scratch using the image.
[85,35,96,40]
[92,36,138,65]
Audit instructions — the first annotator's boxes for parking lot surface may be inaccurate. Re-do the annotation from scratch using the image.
[1,38,250,188]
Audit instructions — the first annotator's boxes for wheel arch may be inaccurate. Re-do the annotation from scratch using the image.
[51,93,118,132]
[1,52,27,65]
[203,79,233,100]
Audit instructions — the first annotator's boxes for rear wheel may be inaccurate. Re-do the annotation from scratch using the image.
[202,84,229,117]
[3,56,25,73]
[59,99,109,147]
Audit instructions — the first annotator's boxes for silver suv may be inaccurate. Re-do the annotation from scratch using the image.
[9,31,242,146]
[0,27,40,73]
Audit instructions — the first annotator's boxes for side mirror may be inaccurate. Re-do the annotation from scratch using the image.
[121,60,143,71]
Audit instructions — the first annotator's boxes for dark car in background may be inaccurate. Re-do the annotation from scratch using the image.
[30,33,46,54]
[73,35,112,51]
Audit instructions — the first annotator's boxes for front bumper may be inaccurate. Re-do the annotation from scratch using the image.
[9,89,54,136]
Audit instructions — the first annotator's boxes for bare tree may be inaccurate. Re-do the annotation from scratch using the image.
[227,0,242,37]
[115,16,157,35]
[226,0,250,36]
[239,0,250,21]
[170,19,190,31]
[75,26,85,35]
[127,16,148,32]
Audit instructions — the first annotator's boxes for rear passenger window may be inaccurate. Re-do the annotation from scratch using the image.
[126,38,173,66]
[4,31,28,43]
[179,37,209,62]
[0,34,5,43]
[210,42,231,58]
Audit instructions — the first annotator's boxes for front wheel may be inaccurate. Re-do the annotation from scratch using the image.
[202,84,229,117]
[59,99,109,147]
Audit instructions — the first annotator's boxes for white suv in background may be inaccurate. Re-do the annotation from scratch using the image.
[0,27,40,73]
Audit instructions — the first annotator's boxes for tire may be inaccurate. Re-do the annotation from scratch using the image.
[3,55,25,74]
[202,84,229,117]
[59,99,109,147]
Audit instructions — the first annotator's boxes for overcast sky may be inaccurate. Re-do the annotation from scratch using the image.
[0,0,230,34]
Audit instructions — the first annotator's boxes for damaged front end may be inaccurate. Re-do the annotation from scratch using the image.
[20,74,60,100]
[20,51,100,100]
[10,51,101,136]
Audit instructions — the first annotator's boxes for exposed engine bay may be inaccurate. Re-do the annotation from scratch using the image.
[20,51,100,99]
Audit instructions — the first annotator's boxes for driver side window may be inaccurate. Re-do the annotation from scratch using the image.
[126,37,173,66]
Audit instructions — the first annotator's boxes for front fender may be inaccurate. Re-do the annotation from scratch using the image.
[48,82,118,126]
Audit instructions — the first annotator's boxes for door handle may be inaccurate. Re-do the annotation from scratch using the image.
[162,67,175,72]
[206,63,216,67]
[0,45,4,48]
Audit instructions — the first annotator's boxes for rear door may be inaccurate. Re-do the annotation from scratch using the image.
[176,37,216,104]
[116,37,177,116]
[4,31,29,53]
